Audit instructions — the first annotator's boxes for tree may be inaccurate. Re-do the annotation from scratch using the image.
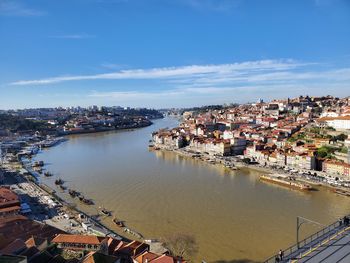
[335,133,347,141]
[162,233,198,260]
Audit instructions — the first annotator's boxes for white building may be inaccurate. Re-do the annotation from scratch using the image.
[317,116,350,130]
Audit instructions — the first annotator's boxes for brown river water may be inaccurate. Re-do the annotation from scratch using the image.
[34,117,350,262]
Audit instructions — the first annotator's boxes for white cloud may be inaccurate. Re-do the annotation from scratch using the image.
[10,59,303,85]
[8,58,350,107]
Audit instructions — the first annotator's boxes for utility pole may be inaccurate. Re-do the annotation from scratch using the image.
[297,216,324,248]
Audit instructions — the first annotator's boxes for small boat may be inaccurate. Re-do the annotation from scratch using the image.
[54,178,64,185]
[68,189,79,197]
[59,185,66,190]
[101,208,111,216]
[79,196,94,205]
[33,161,44,167]
[44,171,53,177]
[34,167,43,173]
[124,227,143,239]
[113,218,125,227]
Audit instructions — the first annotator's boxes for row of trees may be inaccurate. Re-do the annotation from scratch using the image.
[0,114,52,132]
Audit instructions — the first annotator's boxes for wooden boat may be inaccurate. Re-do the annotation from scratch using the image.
[260,175,313,191]
[59,185,66,190]
[101,208,111,216]
[34,167,43,173]
[68,189,79,197]
[113,218,125,227]
[124,227,143,239]
[33,161,44,167]
[79,196,94,205]
[54,178,64,185]
[44,171,53,177]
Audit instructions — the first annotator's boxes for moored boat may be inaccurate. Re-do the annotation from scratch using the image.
[33,161,44,167]
[113,218,125,227]
[54,178,64,185]
[68,189,79,197]
[59,185,66,190]
[44,171,53,177]
[79,196,94,205]
[260,175,313,191]
[100,208,111,216]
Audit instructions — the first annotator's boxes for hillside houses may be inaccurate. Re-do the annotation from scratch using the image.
[152,95,350,175]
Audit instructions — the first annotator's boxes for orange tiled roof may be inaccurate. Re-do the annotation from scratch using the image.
[318,116,350,121]
[150,254,186,263]
[134,251,159,263]
[0,187,19,206]
[52,234,105,245]
[0,205,21,213]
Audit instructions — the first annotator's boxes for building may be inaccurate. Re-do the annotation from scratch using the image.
[286,153,316,171]
[0,187,21,217]
[51,234,108,253]
[190,138,231,156]
[322,160,350,177]
[316,116,350,130]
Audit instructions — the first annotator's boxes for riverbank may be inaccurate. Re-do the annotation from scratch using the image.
[1,121,169,254]
[4,156,168,254]
[2,159,124,238]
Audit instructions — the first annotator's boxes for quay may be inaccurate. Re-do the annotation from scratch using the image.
[264,216,350,263]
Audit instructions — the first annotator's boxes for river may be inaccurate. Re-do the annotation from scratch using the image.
[33,117,350,262]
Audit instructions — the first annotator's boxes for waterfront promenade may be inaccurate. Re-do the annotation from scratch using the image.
[265,218,350,262]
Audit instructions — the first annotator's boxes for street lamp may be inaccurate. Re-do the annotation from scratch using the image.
[297,216,324,248]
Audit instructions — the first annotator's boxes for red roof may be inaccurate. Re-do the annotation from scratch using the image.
[150,254,186,263]
[52,234,105,245]
[0,187,20,208]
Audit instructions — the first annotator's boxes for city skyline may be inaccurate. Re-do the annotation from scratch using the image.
[1,0,350,109]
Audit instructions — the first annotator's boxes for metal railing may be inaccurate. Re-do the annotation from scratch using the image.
[264,216,348,263]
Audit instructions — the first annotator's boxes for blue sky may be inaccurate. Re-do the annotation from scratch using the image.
[0,0,349,109]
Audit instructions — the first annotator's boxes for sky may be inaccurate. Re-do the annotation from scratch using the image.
[0,0,350,109]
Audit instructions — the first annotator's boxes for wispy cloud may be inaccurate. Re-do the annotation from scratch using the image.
[100,63,128,70]
[0,0,46,16]
[8,58,350,107]
[49,34,96,39]
[10,59,303,85]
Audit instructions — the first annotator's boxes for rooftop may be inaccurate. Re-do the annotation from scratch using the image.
[52,234,105,245]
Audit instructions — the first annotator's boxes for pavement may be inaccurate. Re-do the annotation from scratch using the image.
[289,225,350,263]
